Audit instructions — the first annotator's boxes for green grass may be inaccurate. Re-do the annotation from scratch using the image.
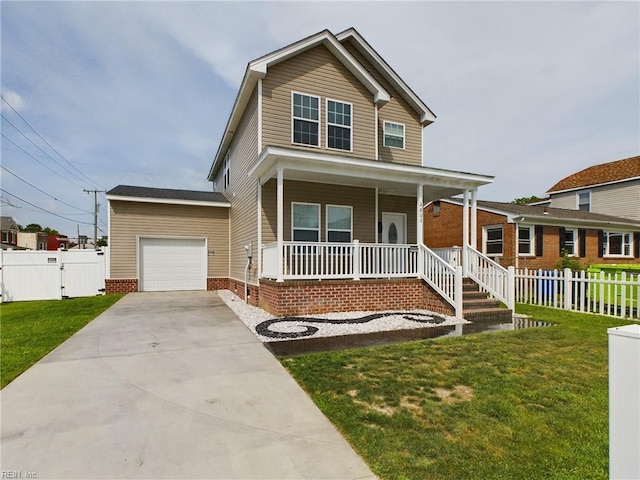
[282,305,638,480]
[0,295,123,388]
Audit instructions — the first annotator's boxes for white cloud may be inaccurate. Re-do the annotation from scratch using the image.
[1,88,26,112]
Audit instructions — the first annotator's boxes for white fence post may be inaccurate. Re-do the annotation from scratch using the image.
[563,268,572,310]
[608,324,640,480]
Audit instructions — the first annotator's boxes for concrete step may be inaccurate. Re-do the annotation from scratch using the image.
[463,298,502,309]
[463,308,513,322]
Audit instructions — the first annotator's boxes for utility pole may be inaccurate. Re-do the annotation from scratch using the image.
[84,189,105,249]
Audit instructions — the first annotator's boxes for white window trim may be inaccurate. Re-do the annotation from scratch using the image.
[325,98,353,152]
[291,91,321,148]
[563,228,579,257]
[291,202,321,242]
[577,190,591,212]
[483,225,503,257]
[383,121,405,150]
[223,150,230,190]
[517,225,535,257]
[326,204,353,243]
[603,231,633,258]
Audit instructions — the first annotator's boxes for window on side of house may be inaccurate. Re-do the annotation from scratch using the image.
[326,99,352,151]
[563,228,578,256]
[383,121,405,149]
[326,205,352,243]
[292,202,320,242]
[604,231,632,256]
[577,190,590,212]
[292,92,320,147]
[1,232,7,243]
[484,226,503,256]
[518,226,534,256]
[223,151,230,190]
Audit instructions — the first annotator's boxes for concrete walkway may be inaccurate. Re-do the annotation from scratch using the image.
[1,291,376,479]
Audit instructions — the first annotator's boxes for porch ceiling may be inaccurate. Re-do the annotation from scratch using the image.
[249,146,494,201]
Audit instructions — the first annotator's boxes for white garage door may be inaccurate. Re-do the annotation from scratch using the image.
[139,238,206,292]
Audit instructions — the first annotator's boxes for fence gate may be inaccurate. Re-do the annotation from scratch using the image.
[0,249,107,302]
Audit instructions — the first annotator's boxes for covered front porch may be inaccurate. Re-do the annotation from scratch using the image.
[250,146,497,317]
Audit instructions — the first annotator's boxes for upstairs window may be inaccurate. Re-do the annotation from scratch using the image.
[604,231,631,256]
[223,151,230,190]
[577,190,590,212]
[292,202,320,242]
[292,92,320,147]
[518,226,534,256]
[484,226,503,256]
[326,100,352,151]
[326,205,352,242]
[383,121,405,149]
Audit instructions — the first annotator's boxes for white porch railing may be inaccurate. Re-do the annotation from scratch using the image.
[432,246,462,266]
[419,245,463,317]
[465,247,515,310]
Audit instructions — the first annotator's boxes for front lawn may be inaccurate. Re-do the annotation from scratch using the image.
[0,295,123,388]
[283,305,636,480]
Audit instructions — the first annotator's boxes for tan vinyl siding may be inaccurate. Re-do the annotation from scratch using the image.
[109,201,229,278]
[261,180,376,243]
[262,45,376,159]
[379,195,417,243]
[548,191,576,210]
[342,40,423,167]
[226,87,260,284]
[549,180,640,221]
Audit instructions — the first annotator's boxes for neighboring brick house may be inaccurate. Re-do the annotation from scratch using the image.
[0,216,19,249]
[107,28,507,319]
[547,155,640,222]
[47,234,70,250]
[424,199,640,270]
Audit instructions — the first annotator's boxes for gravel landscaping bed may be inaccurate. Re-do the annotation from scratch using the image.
[217,290,469,343]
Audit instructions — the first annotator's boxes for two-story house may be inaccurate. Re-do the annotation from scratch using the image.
[1,216,19,249]
[107,29,510,319]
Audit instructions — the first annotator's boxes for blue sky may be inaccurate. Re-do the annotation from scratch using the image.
[1,1,638,239]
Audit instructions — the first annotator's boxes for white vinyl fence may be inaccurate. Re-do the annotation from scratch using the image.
[0,248,109,302]
[515,268,640,320]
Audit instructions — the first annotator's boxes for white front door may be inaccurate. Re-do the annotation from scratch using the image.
[381,212,407,244]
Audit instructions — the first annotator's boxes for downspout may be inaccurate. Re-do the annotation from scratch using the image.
[244,243,253,303]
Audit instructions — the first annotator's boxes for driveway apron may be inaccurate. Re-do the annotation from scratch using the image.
[1,291,376,479]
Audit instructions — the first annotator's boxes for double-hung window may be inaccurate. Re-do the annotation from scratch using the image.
[326,205,352,242]
[484,226,503,256]
[383,121,405,149]
[577,190,590,212]
[604,231,631,256]
[518,226,534,256]
[326,100,352,151]
[292,92,320,147]
[563,229,578,256]
[292,203,320,242]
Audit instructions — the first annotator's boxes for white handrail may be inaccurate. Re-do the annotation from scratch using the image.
[465,246,514,310]
[419,245,463,318]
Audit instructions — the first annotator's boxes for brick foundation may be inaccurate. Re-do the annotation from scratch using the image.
[228,278,260,306]
[258,278,454,317]
[207,277,229,291]
[105,278,138,294]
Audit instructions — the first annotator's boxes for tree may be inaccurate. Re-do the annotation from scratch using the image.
[96,238,108,247]
[19,224,59,235]
[511,195,545,205]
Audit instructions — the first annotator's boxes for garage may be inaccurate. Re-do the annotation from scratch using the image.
[139,237,207,292]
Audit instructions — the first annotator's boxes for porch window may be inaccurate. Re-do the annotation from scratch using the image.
[326,99,352,151]
[604,231,631,257]
[292,202,320,242]
[326,205,352,242]
[518,226,534,256]
[577,190,590,212]
[484,226,503,256]
[563,228,578,256]
[383,121,404,149]
[292,92,320,147]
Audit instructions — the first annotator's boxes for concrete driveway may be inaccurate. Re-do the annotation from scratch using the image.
[1,291,376,479]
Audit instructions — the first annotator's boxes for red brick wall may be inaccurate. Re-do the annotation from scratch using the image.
[207,277,229,291]
[228,278,260,306]
[258,278,453,316]
[105,278,138,294]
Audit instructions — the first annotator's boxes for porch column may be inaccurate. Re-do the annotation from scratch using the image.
[462,189,470,276]
[470,188,478,249]
[416,184,424,246]
[276,167,284,282]
[257,179,262,279]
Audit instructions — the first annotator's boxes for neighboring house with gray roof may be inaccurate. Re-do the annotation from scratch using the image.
[424,199,640,270]
[546,155,640,222]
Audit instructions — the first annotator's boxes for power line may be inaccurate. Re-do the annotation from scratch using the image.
[0,189,94,225]
[1,94,103,189]
[0,165,93,214]
[1,133,86,189]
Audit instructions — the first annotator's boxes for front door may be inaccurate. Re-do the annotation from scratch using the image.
[381,212,407,244]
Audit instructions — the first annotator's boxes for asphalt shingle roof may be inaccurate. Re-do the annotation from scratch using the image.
[547,155,640,193]
[107,185,229,204]
[0,216,18,230]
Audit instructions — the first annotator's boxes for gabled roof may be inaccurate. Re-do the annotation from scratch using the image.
[106,185,229,207]
[335,28,436,126]
[0,216,18,231]
[547,155,640,193]
[440,198,640,231]
[208,28,435,181]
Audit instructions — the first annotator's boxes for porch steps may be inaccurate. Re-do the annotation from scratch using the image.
[462,278,512,322]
